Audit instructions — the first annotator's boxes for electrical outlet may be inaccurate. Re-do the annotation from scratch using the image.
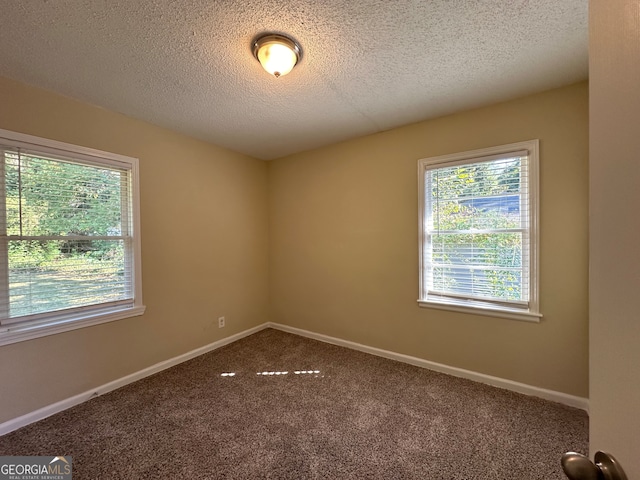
[218,316,225,328]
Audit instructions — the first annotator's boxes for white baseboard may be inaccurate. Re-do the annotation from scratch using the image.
[268,322,589,412]
[0,323,270,436]
[1,320,588,436]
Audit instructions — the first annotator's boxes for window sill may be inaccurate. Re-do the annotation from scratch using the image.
[417,299,541,323]
[0,305,146,346]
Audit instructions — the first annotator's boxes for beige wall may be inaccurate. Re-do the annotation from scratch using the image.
[269,82,589,397]
[589,0,640,475]
[0,75,589,425]
[0,76,269,423]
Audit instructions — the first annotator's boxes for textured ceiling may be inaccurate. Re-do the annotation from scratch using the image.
[0,1,588,160]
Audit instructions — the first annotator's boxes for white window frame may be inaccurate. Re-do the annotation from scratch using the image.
[0,129,145,345]
[417,140,541,322]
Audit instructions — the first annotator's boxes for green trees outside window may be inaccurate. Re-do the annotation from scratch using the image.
[426,157,529,304]
[2,152,131,319]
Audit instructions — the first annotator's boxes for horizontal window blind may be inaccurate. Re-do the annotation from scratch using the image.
[424,152,530,309]
[0,147,134,324]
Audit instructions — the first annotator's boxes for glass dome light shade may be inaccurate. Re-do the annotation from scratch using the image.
[253,34,301,78]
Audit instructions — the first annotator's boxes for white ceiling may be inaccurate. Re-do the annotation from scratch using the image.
[0,1,588,160]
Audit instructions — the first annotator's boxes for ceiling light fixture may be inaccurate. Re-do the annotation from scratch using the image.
[252,34,301,78]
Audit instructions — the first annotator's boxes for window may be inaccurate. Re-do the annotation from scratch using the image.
[0,129,145,345]
[418,140,540,322]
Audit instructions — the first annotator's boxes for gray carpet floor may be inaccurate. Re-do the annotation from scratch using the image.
[0,328,587,479]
